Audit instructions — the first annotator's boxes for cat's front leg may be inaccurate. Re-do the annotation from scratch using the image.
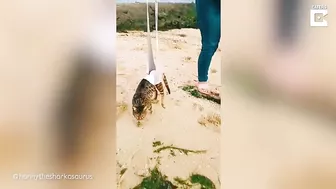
[152,90,159,104]
[147,103,153,114]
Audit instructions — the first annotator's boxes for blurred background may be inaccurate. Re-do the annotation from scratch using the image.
[2,0,336,188]
[0,0,115,188]
[221,0,336,189]
[222,0,335,107]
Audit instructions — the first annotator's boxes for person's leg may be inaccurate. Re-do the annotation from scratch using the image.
[276,0,301,47]
[266,0,312,98]
[195,0,221,95]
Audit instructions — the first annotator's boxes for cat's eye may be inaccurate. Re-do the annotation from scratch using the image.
[133,107,137,111]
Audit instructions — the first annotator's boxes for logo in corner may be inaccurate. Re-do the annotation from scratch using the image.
[310,5,328,27]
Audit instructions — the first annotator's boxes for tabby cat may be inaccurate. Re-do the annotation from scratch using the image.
[132,73,171,122]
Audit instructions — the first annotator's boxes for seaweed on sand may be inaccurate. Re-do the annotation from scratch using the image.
[133,166,177,189]
[181,85,220,104]
[152,140,206,155]
[133,167,217,189]
[189,174,216,189]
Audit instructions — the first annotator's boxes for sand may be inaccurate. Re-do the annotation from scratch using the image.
[116,29,221,188]
[220,1,336,187]
[221,79,336,189]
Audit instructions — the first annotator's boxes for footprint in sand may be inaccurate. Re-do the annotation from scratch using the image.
[192,103,204,111]
[133,46,144,51]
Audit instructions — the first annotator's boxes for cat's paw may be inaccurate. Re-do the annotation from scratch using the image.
[148,108,153,114]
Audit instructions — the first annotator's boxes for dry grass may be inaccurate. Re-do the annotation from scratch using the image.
[178,34,187,37]
[170,42,182,50]
[210,68,217,73]
[198,113,221,127]
[183,56,194,63]
[117,101,128,118]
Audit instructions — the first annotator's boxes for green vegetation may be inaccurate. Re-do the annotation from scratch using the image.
[117,3,197,32]
[154,144,207,155]
[189,174,216,189]
[120,168,127,177]
[181,85,221,104]
[133,166,216,189]
[152,140,207,155]
[152,140,163,147]
[133,166,177,189]
[132,140,216,189]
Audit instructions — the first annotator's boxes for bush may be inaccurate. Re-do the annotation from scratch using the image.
[117,3,197,32]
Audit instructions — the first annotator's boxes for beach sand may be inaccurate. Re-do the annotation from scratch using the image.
[116,29,221,188]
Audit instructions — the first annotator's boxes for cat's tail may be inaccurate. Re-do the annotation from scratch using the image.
[162,73,171,94]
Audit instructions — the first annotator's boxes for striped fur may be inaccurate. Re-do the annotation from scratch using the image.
[132,74,171,123]
[162,73,171,94]
[132,79,158,122]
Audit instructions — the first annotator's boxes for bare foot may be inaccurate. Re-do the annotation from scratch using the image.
[197,82,220,98]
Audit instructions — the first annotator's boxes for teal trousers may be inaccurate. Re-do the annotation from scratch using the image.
[195,0,221,82]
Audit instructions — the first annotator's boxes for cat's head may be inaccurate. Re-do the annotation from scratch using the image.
[132,96,147,120]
